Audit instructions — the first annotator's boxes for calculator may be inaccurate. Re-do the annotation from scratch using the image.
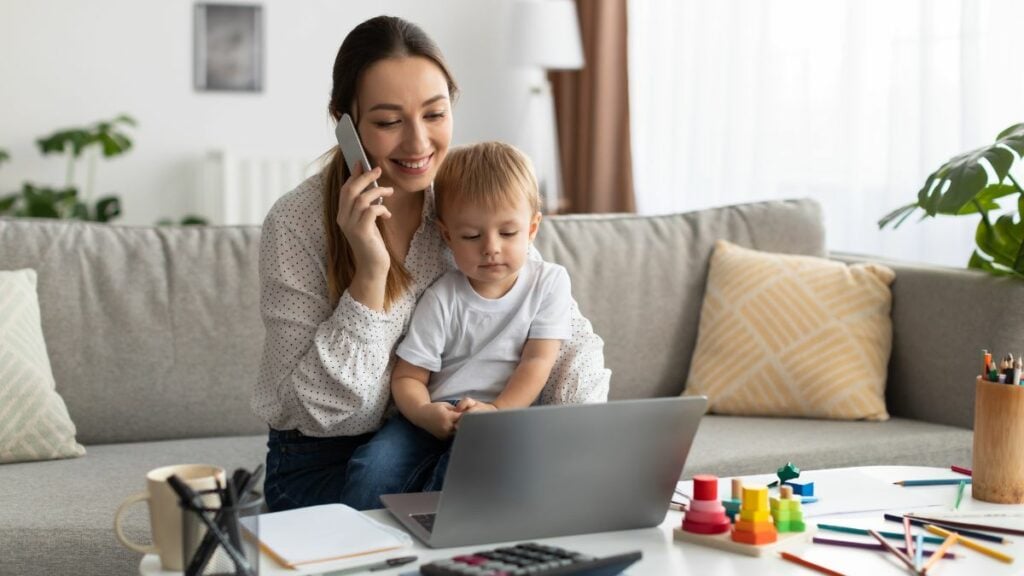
[419,542,642,575]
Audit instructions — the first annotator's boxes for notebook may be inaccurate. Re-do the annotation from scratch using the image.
[248,503,412,568]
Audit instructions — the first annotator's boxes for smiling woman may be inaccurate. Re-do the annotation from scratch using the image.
[251,15,611,513]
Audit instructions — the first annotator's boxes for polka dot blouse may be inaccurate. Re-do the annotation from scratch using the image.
[252,173,611,437]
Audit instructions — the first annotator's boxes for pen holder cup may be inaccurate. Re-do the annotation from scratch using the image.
[973,377,1024,504]
[181,489,262,576]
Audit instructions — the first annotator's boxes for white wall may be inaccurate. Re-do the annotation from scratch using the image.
[0,0,533,225]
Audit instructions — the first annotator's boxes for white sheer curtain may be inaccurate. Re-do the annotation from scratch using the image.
[628,0,1024,267]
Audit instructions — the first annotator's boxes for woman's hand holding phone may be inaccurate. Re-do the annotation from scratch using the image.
[336,163,394,303]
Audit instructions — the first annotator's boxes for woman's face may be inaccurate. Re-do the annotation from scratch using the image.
[355,56,454,195]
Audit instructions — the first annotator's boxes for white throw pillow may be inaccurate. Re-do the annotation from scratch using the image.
[0,269,85,463]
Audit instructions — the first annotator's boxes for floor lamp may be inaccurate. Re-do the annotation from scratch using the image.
[508,0,584,214]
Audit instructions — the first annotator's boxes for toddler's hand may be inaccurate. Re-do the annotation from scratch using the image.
[453,397,498,430]
[412,402,462,440]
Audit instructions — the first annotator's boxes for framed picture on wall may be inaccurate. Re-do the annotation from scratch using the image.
[194,3,264,92]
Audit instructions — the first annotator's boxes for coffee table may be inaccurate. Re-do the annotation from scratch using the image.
[141,465,1024,575]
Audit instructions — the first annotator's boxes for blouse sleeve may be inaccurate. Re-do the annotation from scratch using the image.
[527,250,611,404]
[539,300,612,404]
[252,212,404,436]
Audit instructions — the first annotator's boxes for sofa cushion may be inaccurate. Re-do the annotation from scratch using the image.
[0,268,86,463]
[0,219,267,445]
[0,435,267,576]
[683,415,972,479]
[534,199,826,400]
[685,241,894,420]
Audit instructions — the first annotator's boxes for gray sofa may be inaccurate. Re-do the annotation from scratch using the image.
[1,198,1018,575]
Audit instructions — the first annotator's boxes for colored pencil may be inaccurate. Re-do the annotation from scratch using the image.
[811,537,959,558]
[902,516,913,559]
[883,513,1009,544]
[921,532,960,573]
[817,523,944,544]
[951,465,973,476]
[954,479,967,509]
[895,478,973,486]
[779,551,847,576]
[913,533,924,571]
[907,514,1024,537]
[867,529,917,574]
[924,524,1015,563]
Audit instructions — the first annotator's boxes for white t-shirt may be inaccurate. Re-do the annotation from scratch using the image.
[396,259,573,403]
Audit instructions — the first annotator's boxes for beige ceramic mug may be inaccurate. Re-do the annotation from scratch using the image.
[114,463,226,570]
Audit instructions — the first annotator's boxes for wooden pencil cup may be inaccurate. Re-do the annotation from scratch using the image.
[973,376,1024,504]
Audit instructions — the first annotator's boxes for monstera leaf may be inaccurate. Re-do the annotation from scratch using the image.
[919,123,1024,216]
[879,123,1024,279]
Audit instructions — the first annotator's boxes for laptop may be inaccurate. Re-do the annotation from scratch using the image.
[380,396,707,548]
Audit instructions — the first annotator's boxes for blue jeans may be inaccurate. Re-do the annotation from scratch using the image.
[339,411,453,511]
[263,428,375,512]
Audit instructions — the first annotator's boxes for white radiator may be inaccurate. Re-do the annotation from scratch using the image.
[197,150,324,225]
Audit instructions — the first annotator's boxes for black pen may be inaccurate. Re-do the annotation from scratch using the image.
[321,555,418,575]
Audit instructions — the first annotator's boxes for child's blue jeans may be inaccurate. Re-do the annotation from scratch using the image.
[339,409,453,511]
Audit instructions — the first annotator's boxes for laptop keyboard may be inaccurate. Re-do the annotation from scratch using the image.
[411,512,437,533]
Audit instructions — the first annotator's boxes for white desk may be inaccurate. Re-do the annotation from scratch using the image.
[141,466,1024,575]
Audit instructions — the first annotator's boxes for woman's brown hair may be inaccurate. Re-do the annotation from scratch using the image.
[324,16,459,309]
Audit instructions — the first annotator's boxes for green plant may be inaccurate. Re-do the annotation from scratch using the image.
[0,115,136,222]
[157,215,209,226]
[879,123,1024,278]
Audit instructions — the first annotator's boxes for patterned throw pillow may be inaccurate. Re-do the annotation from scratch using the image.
[0,269,86,463]
[684,241,894,421]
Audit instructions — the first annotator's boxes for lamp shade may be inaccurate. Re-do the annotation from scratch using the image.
[507,0,584,70]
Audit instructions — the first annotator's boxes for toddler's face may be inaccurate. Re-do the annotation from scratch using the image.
[439,197,540,299]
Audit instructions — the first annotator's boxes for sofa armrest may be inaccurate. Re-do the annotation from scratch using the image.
[832,252,1024,430]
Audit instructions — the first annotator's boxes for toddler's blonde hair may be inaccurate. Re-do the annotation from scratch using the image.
[434,141,540,221]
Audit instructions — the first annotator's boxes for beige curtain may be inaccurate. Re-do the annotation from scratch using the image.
[550,0,635,214]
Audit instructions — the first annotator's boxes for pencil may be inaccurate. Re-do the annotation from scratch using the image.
[867,529,917,574]
[907,514,1024,537]
[883,513,1009,544]
[951,464,973,476]
[925,524,1015,563]
[811,537,959,558]
[894,478,973,486]
[921,532,959,573]
[954,479,967,510]
[817,523,944,544]
[779,551,846,576]
[913,533,924,571]
[902,516,913,558]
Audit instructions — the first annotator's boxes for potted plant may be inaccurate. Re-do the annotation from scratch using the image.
[0,115,136,222]
[879,123,1024,279]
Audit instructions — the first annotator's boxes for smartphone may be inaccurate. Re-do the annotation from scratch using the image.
[335,113,382,205]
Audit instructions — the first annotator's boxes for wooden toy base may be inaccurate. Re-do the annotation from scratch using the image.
[672,524,817,557]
